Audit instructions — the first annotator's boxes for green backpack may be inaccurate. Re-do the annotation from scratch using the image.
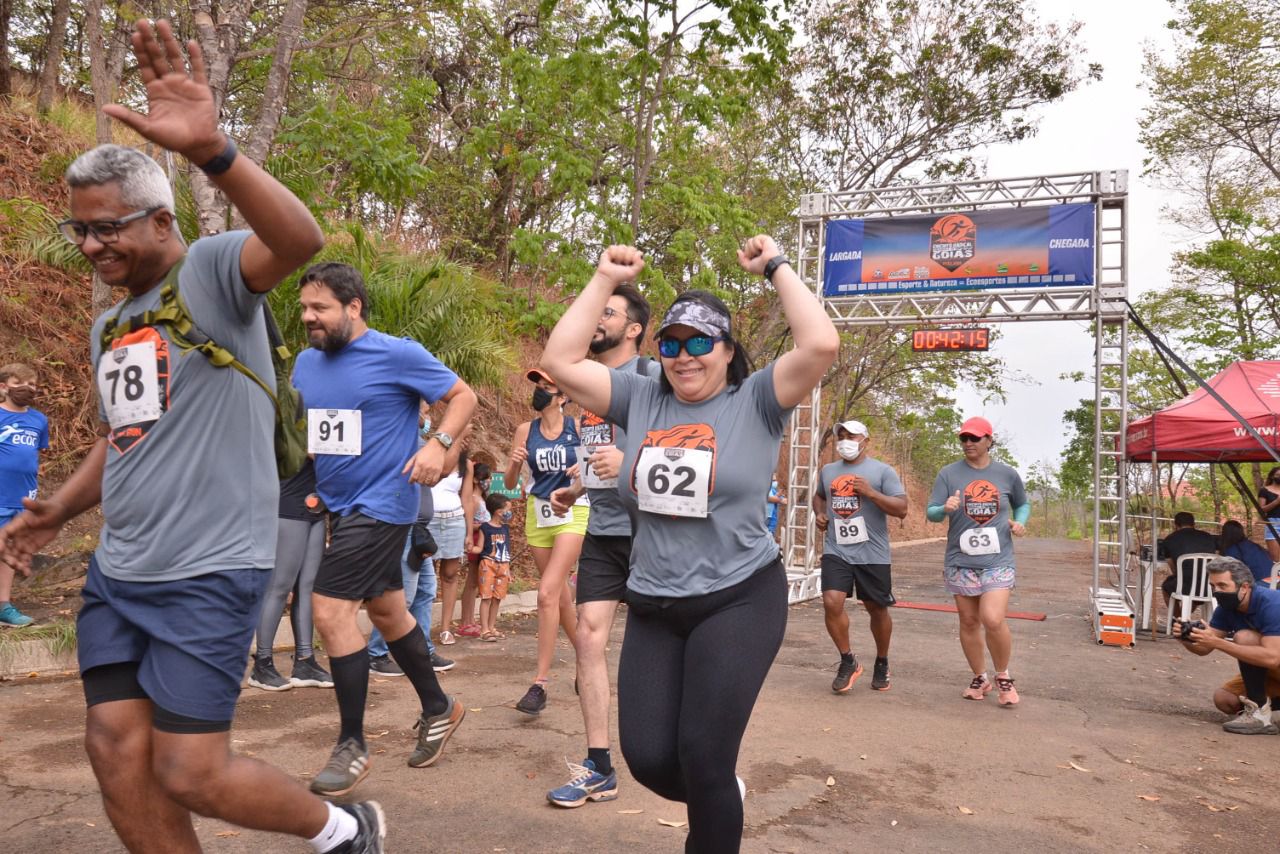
[99,259,309,479]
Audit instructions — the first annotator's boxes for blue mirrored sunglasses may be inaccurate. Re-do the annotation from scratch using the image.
[658,335,725,358]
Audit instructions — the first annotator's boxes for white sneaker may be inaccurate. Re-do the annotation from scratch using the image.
[1222,697,1279,735]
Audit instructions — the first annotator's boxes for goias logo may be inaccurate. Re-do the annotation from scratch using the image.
[963,479,1000,524]
[930,214,976,272]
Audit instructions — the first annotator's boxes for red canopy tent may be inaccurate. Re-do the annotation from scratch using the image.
[1126,360,1280,463]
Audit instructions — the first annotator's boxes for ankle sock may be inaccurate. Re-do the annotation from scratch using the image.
[309,801,357,853]
[587,747,612,775]
[329,649,370,748]
[388,624,449,716]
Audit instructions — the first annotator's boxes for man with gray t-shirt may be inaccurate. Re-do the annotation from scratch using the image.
[814,420,908,693]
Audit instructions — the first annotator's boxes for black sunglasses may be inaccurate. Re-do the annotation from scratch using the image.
[959,434,986,444]
[57,205,164,245]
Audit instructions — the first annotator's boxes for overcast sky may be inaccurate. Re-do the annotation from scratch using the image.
[946,0,1183,471]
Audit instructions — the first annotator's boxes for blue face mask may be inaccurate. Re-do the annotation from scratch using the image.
[501,510,514,522]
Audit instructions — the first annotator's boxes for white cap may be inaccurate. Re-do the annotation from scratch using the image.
[836,420,869,438]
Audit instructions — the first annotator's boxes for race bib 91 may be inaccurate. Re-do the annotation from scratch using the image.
[834,516,869,546]
[98,342,162,429]
[308,408,362,456]
[579,444,617,490]
[636,446,712,518]
[533,496,570,528]
[959,527,1000,556]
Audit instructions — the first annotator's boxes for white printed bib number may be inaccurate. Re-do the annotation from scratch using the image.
[579,445,617,490]
[533,496,570,528]
[636,447,712,518]
[308,409,362,455]
[98,342,162,428]
[959,527,1000,556]
[834,516,869,545]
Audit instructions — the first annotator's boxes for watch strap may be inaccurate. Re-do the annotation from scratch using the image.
[197,137,238,176]
[763,254,791,282]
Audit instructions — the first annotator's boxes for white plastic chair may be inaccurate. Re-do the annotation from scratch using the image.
[1164,553,1217,636]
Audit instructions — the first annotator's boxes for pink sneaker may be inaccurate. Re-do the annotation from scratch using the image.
[996,674,1019,706]
[962,673,992,700]
[456,624,482,638]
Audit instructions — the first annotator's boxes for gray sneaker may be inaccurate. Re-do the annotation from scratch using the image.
[431,653,456,672]
[332,801,386,854]
[408,696,466,768]
[369,654,404,676]
[248,658,292,691]
[310,738,371,796]
[291,655,334,688]
[1222,698,1279,735]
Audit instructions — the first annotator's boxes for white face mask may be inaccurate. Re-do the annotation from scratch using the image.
[836,439,861,461]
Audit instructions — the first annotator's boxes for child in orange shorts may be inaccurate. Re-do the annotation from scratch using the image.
[471,494,513,641]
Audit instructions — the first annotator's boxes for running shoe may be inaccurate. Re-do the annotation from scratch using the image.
[1222,698,1278,735]
[430,653,456,672]
[248,658,292,691]
[291,655,334,688]
[516,683,548,716]
[831,658,863,694]
[331,801,386,854]
[456,624,482,638]
[547,758,618,808]
[995,674,1019,707]
[408,696,466,767]
[369,654,405,676]
[310,738,371,796]
[871,659,891,692]
[963,673,993,701]
[0,603,33,628]
[438,630,457,646]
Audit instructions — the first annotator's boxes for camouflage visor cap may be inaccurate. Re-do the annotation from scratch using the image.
[656,299,731,340]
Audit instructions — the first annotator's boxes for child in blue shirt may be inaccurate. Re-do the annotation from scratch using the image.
[0,363,48,627]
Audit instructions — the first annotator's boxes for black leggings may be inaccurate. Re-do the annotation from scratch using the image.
[618,560,788,854]
[256,517,325,660]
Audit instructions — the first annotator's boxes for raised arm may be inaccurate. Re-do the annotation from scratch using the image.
[504,422,531,490]
[103,19,323,293]
[540,246,645,417]
[737,236,840,409]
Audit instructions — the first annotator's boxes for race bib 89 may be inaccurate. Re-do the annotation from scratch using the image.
[636,446,712,518]
[834,516,869,546]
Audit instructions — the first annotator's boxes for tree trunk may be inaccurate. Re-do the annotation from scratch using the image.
[0,0,13,97]
[37,0,72,112]
[189,1,251,234]
[84,0,125,143]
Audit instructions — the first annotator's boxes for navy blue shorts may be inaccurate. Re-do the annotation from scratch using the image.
[77,556,269,723]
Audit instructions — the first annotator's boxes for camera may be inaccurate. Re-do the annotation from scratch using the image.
[1177,619,1206,640]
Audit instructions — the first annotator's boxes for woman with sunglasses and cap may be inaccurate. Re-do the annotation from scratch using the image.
[926,417,1030,707]
[503,369,587,716]
[540,236,838,854]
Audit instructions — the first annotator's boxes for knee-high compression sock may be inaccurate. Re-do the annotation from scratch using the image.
[329,650,370,748]
[388,624,449,716]
[1239,661,1270,706]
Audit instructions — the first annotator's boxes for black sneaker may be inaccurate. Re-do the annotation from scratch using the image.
[310,737,370,796]
[332,801,386,854]
[831,658,863,694]
[871,659,890,691]
[248,658,292,691]
[291,655,334,688]
[516,682,547,716]
[408,695,466,767]
[431,653,456,672]
[369,653,404,676]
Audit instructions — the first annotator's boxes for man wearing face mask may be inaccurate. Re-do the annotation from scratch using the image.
[0,364,48,627]
[1176,556,1280,735]
[813,420,908,693]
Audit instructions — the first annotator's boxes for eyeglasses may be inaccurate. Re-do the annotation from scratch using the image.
[658,335,725,358]
[57,206,164,245]
[601,307,635,322]
[959,434,986,444]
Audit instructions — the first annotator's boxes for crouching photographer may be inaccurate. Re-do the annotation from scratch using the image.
[1175,556,1280,735]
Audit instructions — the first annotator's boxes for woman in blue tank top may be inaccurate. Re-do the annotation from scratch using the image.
[503,368,589,715]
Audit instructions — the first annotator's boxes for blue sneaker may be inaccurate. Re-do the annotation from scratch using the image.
[0,603,33,628]
[547,759,618,808]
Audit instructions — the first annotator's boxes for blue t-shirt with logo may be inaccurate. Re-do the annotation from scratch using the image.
[292,329,459,525]
[1210,583,1280,637]
[0,408,49,512]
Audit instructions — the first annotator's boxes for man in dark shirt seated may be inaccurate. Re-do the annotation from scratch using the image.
[1161,512,1219,610]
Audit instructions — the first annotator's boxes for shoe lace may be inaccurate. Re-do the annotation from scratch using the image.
[562,759,594,787]
[968,674,988,690]
[996,676,1015,691]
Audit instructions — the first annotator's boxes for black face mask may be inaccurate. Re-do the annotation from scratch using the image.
[1213,590,1242,611]
[5,387,36,407]
[531,387,555,411]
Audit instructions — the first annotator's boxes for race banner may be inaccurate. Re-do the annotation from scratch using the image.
[822,203,1094,297]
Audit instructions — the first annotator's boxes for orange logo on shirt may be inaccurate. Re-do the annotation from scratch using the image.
[630,423,717,494]
[963,479,1000,524]
[829,475,860,518]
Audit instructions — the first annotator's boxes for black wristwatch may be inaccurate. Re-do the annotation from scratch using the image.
[197,136,238,176]
[763,254,791,282]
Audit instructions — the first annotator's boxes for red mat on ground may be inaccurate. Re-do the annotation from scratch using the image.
[892,600,1046,621]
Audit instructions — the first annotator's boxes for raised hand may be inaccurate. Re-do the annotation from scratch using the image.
[101,19,224,163]
[596,245,644,287]
[736,234,781,276]
[944,489,962,513]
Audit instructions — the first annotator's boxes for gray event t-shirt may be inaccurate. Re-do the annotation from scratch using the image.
[581,355,662,538]
[817,457,905,565]
[607,362,792,597]
[929,459,1027,570]
[89,231,277,582]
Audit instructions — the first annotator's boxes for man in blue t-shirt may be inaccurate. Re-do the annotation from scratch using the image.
[1176,556,1280,735]
[0,363,48,627]
[292,262,477,796]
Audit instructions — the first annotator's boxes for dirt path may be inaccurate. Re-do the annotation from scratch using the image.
[3,537,1278,852]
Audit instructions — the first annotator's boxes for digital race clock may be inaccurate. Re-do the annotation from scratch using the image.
[910,328,990,352]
